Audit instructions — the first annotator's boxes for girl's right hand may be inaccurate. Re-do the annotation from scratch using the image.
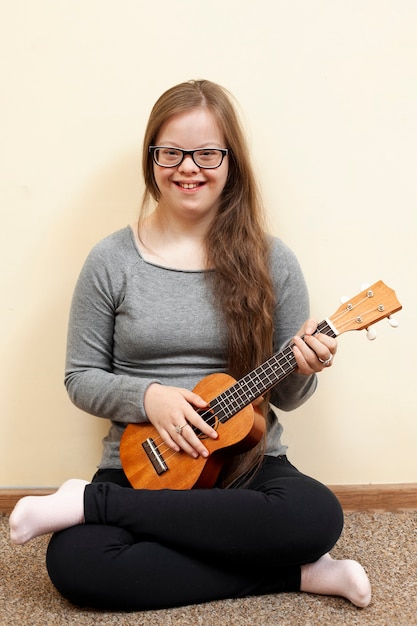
[143,383,218,458]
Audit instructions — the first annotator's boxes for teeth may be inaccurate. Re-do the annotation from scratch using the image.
[179,183,198,189]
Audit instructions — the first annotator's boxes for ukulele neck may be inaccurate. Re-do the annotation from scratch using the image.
[210,319,337,423]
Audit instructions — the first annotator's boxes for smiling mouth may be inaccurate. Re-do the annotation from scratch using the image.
[175,182,203,189]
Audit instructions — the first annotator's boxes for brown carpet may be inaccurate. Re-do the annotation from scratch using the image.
[1,512,416,625]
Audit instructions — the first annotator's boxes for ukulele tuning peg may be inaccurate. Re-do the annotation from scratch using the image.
[388,316,399,328]
[340,296,349,304]
[360,283,371,291]
[366,327,377,341]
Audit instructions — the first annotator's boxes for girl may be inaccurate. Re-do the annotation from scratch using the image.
[10,79,371,611]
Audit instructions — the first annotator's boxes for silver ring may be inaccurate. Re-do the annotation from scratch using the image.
[318,354,333,366]
[174,423,187,435]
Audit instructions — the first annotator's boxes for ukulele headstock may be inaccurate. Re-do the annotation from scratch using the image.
[327,281,402,337]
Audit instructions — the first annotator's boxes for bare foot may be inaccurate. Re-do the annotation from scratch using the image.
[9,478,89,545]
[301,553,371,607]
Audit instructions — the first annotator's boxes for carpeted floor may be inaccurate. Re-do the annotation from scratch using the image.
[1,511,416,625]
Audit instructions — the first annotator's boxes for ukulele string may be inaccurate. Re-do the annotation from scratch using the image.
[145,293,386,467]
[141,385,260,467]
[140,316,349,466]
[144,325,333,465]
[137,398,230,466]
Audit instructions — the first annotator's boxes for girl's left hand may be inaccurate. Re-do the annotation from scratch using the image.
[292,319,337,375]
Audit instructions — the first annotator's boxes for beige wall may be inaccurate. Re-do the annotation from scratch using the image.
[1,0,416,487]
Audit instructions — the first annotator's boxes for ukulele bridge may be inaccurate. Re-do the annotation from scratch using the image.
[142,438,168,475]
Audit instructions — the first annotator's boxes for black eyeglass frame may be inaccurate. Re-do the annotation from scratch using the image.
[149,146,229,169]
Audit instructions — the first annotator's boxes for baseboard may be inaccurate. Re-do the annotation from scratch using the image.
[1,489,55,515]
[1,484,416,515]
[329,483,417,512]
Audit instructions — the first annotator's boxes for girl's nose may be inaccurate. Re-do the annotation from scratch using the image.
[178,154,200,173]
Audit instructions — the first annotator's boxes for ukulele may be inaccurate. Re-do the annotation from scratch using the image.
[120,280,402,490]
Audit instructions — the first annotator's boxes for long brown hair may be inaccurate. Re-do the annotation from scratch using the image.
[140,80,276,486]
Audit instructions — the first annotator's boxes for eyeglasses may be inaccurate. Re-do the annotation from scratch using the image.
[149,146,228,169]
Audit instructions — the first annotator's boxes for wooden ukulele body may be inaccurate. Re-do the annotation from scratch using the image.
[120,373,266,490]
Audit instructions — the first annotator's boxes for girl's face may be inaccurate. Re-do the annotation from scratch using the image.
[153,107,229,225]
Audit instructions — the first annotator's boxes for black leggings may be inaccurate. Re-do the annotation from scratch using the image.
[46,456,343,611]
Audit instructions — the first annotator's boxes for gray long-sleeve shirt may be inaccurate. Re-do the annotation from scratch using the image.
[65,226,317,469]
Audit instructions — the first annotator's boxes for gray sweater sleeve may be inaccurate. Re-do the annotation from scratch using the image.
[268,237,317,412]
[64,231,160,424]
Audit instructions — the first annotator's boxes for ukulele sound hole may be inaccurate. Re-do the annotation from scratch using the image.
[195,408,219,439]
